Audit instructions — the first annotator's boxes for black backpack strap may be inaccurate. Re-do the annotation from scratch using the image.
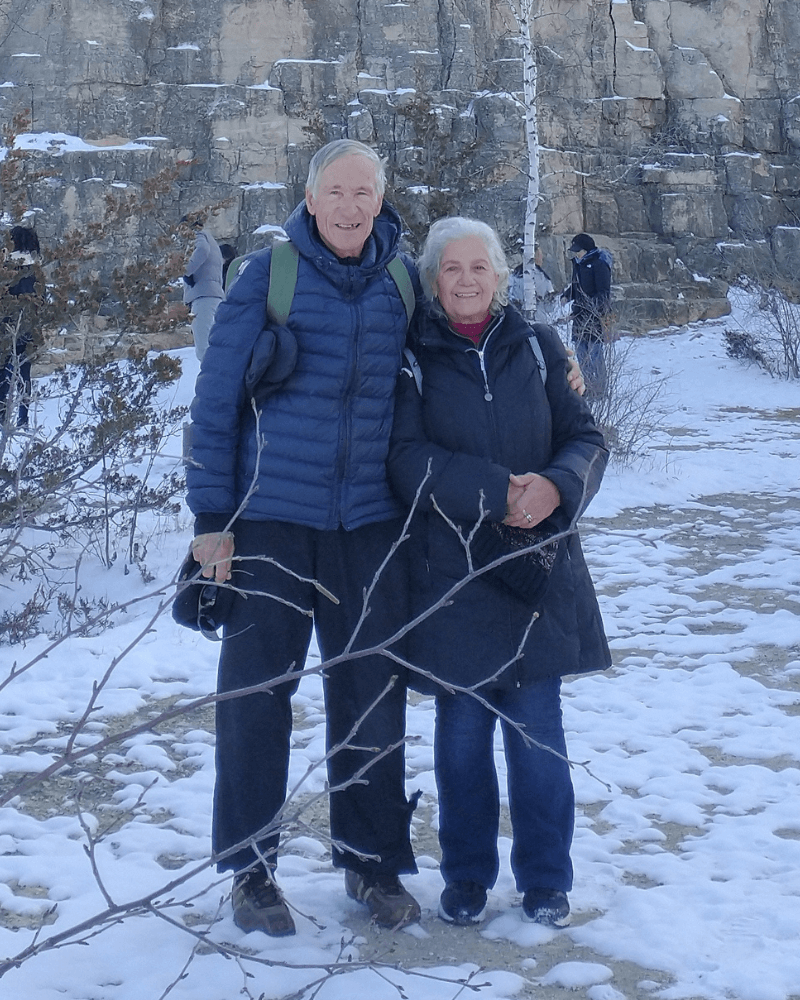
[404,336,546,396]
[402,345,423,394]
[528,334,547,386]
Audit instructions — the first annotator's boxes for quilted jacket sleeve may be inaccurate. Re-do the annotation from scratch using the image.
[185,251,272,531]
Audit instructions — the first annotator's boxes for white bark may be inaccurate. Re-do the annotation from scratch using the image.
[505,0,541,319]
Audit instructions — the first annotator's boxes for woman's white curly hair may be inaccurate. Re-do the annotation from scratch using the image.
[417,216,510,317]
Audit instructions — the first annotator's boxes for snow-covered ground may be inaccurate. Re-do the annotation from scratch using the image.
[1,308,799,1000]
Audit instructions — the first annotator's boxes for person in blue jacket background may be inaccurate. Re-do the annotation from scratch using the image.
[186,140,422,936]
[562,232,613,400]
[1,226,41,428]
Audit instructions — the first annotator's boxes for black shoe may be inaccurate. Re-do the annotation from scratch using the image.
[522,888,570,927]
[439,880,488,925]
[344,870,421,928]
[232,868,296,937]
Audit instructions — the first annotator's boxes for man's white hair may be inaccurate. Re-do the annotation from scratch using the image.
[306,139,386,198]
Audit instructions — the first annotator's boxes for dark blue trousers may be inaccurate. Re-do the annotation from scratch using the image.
[213,517,417,878]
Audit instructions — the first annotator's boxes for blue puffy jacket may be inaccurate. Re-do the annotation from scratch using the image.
[186,200,416,533]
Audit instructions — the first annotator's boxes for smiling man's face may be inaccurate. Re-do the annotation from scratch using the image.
[305,154,383,259]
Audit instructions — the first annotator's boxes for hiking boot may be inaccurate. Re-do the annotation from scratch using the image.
[522,888,571,927]
[438,880,488,925]
[232,868,296,937]
[344,870,421,929]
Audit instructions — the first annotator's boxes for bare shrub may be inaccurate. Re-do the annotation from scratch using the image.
[0,110,237,639]
[725,279,800,380]
[0,351,186,639]
[556,301,671,466]
[590,335,671,465]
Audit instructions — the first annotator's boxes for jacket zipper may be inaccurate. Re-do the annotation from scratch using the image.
[467,316,525,687]
[334,299,360,527]
[465,317,503,446]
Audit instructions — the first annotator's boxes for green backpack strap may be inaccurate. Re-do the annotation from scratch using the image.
[228,242,411,329]
[266,241,300,325]
[223,241,300,326]
[224,255,247,292]
[387,256,415,327]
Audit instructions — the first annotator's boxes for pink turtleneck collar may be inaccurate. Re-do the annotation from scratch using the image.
[450,315,492,345]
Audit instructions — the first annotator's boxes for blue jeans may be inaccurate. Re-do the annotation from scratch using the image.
[574,336,607,400]
[434,677,574,893]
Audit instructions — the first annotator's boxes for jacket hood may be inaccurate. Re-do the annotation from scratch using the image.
[283,200,404,284]
[580,246,614,268]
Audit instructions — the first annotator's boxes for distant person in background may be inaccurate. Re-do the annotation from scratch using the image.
[532,244,558,326]
[219,243,238,289]
[561,233,613,400]
[182,216,224,362]
[1,226,41,428]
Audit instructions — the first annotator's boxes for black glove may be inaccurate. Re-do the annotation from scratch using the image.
[172,550,233,639]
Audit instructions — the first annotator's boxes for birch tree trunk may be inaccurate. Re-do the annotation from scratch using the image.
[506,0,540,320]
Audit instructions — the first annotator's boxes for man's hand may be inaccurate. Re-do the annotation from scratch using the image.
[504,473,560,528]
[565,348,586,396]
[192,531,235,582]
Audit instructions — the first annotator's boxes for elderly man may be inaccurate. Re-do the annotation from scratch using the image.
[187,140,420,936]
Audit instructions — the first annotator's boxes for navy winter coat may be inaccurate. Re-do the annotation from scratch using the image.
[565,247,613,342]
[387,304,611,692]
[187,201,415,533]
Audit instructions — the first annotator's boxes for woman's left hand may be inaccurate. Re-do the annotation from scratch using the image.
[504,472,560,528]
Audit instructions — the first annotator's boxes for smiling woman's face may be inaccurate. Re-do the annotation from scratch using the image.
[434,235,500,325]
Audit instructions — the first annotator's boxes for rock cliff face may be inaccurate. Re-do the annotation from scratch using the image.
[2,0,799,346]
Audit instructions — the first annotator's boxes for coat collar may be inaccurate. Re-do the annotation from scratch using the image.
[414,303,532,353]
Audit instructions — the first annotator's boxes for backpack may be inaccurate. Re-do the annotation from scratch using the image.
[402,332,547,395]
[226,240,416,327]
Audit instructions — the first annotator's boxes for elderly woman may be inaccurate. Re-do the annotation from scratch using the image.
[388,217,610,928]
